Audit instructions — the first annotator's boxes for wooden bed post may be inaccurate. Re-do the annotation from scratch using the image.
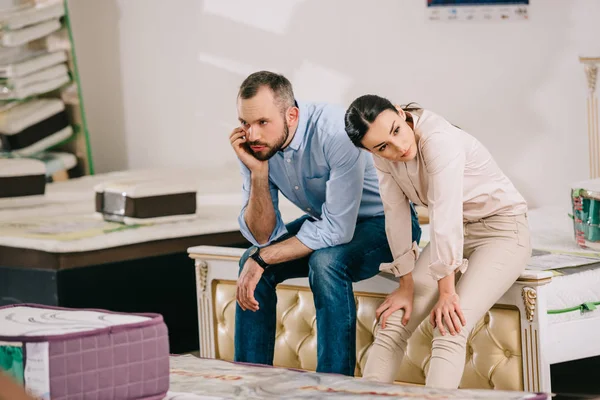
[189,246,246,359]
[513,274,553,393]
[194,258,215,359]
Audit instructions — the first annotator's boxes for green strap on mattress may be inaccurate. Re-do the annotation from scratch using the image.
[548,301,600,315]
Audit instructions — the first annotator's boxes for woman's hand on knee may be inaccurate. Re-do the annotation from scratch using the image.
[376,282,414,329]
[429,293,467,336]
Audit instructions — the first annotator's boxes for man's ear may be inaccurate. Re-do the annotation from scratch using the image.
[286,106,299,125]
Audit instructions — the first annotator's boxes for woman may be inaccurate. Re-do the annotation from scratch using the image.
[344,95,531,389]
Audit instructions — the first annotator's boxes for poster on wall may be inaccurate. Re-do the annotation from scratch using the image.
[427,0,529,22]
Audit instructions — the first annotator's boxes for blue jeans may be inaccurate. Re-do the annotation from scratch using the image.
[234,207,421,376]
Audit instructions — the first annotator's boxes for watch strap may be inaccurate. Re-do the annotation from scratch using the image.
[251,248,269,269]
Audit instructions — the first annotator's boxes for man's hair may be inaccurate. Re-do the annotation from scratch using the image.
[238,71,295,114]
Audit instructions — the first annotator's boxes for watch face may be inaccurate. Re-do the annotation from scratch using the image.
[249,247,258,256]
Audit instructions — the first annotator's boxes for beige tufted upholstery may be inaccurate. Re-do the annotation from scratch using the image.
[212,280,523,390]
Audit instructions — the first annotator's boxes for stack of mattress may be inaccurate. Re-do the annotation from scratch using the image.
[0,0,89,182]
[0,0,70,100]
[0,304,170,400]
[0,0,75,164]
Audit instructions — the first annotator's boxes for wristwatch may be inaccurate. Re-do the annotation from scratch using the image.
[248,246,270,270]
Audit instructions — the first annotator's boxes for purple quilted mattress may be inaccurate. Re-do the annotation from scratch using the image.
[0,304,169,400]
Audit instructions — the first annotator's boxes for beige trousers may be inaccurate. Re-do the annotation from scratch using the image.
[363,214,531,388]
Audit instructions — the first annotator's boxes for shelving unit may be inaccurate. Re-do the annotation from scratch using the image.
[0,0,94,181]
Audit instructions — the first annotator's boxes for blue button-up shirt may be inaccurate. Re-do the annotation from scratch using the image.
[238,101,414,250]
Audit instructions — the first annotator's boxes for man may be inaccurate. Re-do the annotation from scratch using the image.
[230,71,421,376]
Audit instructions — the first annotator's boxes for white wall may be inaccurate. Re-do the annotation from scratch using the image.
[68,0,600,208]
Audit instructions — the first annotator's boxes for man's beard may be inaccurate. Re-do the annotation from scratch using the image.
[245,119,289,161]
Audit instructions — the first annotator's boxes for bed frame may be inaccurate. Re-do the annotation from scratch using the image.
[186,245,579,393]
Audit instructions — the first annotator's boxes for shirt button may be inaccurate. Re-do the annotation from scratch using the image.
[294,186,299,190]
[286,159,291,163]
[307,208,311,211]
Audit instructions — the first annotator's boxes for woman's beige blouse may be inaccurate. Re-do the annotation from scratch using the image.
[375,109,527,281]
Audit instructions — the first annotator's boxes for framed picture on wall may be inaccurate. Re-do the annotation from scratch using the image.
[426,0,529,22]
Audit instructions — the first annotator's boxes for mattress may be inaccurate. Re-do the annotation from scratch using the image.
[5,124,72,155]
[36,151,77,177]
[0,98,64,133]
[0,0,64,31]
[0,49,67,78]
[29,27,70,53]
[517,207,600,324]
[166,355,547,399]
[1,149,76,171]
[0,304,170,400]
[0,150,77,177]
[94,180,198,225]
[0,18,62,47]
[0,63,68,99]
[544,265,600,324]
[0,98,72,155]
[0,0,34,13]
[0,157,45,202]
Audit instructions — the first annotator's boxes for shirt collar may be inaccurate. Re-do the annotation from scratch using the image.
[285,100,307,152]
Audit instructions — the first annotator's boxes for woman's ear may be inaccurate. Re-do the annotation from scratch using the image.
[394,105,406,120]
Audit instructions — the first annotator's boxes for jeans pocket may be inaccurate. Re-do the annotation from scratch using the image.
[480,216,525,247]
[481,217,518,233]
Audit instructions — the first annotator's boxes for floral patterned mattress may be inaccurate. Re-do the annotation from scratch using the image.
[165,355,548,400]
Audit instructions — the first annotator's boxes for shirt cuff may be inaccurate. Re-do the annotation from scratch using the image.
[428,258,469,281]
[296,221,341,251]
[379,241,420,277]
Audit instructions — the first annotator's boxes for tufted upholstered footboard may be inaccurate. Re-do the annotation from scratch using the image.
[188,246,553,393]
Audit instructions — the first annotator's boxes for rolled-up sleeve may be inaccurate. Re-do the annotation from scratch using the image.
[374,158,419,277]
[237,161,287,247]
[421,132,468,281]
[295,132,364,250]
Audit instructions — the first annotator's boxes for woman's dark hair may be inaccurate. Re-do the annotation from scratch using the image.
[344,94,421,148]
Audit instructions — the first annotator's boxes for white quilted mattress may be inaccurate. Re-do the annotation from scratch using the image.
[420,207,600,325]
[544,267,600,324]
